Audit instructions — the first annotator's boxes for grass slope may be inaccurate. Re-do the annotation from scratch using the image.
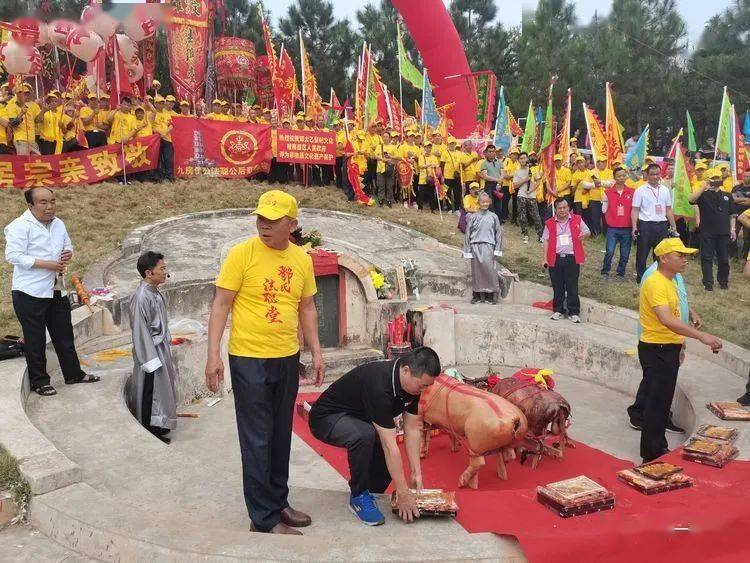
[0,179,747,348]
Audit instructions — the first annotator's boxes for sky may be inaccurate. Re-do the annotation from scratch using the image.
[263,0,735,47]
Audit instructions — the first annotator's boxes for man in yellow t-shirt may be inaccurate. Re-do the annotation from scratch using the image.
[153,97,175,181]
[635,238,721,462]
[107,97,137,144]
[79,94,107,148]
[441,137,462,211]
[580,156,614,236]
[205,190,323,535]
[571,156,590,216]
[553,154,573,205]
[5,84,41,155]
[502,147,520,223]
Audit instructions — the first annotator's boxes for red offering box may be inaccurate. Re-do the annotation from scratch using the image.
[696,424,739,444]
[617,469,694,495]
[537,476,615,518]
[682,444,739,468]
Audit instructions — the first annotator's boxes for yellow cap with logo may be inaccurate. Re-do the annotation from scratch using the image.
[252,190,298,220]
[654,237,698,257]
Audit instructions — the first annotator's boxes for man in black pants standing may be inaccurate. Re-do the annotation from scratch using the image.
[204,190,324,536]
[631,163,678,282]
[689,168,737,290]
[309,348,441,526]
[635,238,721,462]
[4,188,100,396]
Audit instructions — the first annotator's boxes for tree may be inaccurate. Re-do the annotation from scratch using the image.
[355,0,421,110]
[278,0,356,101]
[450,0,518,92]
[513,0,577,110]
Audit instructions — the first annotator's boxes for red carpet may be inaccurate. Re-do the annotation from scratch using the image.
[294,392,750,562]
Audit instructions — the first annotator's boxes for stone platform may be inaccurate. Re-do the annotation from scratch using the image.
[0,209,748,561]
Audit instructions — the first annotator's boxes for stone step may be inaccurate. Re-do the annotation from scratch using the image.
[300,346,384,382]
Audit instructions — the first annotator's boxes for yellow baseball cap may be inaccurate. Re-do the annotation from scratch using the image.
[179,100,190,106]
[570,137,578,143]
[654,237,698,257]
[165,94,176,102]
[553,154,562,161]
[154,95,165,103]
[468,181,480,190]
[252,190,299,220]
[706,167,722,179]
[694,162,707,170]
[509,147,520,154]
[575,155,586,163]
[597,155,608,162]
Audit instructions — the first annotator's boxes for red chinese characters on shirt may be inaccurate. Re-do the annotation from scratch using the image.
[262,265,295,325]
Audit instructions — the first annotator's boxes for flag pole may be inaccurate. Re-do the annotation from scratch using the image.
[397,23,404,137]
[713,85,727,165]
[421,68,426,129]
[299,30,306,116]
[363,45,371,129]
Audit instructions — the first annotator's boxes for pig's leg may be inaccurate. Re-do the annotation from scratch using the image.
[497,451,508,480]
[459,455,485,489]
[420,422,431,459]
[449,432,460,453]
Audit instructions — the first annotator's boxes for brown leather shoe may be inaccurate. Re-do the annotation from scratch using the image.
[280,506,312,527]
[250,522,303,535]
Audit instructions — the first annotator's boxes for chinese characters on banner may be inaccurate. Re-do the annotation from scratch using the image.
[473,71,496,134]
[0,135,161,188]
[275,129,336,165]
[171,117,272,178]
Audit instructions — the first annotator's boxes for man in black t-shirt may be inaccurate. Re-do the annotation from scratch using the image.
[689,169,737,290]
[309,347,441,526]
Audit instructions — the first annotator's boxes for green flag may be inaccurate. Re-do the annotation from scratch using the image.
[397,23,423,90]
[716,87,732,155]
[521,100,536,153]
[686,110,697,153]
[672,144,695,218]
[245,88,256,107]
[366,62,378,125]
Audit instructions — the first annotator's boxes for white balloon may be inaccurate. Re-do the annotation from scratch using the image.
[0,40,42,75]
[115,34,139,66]
[125,59,144,83]
[82,6,119,41]
[67,28,104,63]
[37,23,51,47]
[48,19,80,51]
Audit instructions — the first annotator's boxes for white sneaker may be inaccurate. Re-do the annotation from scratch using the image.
[550,312,563,320]
[569,315,581,323]
[523,235,529,244]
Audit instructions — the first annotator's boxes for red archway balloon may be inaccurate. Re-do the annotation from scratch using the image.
[391,0,477,137]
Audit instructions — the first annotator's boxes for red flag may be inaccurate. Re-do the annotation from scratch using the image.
[109,37,132,109]
[346,159,374,205]
[260,9,280,110]
[275,47,298,116]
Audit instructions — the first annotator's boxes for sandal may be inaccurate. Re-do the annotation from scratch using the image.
[33,385,57,396]
[66,373,102,385]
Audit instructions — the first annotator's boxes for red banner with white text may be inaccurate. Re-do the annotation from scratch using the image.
[275,129,336,165]
[0,135,161,188]
[172,117,272,178]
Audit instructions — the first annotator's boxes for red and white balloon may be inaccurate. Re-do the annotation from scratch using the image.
[123,11,158,42]
[48,19,80,51]
[125,59,144,83]
[114,34,139,66]
[66,28,104,63]
[0,40,42,75]
[10,17,44,46]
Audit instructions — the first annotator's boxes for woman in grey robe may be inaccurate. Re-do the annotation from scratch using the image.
[463,192,503,304]
[127,252,177,443]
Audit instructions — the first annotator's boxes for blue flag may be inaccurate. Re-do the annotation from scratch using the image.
[536,105,544,129]
[624,124,649,170]
[743,110,750,142]
[421,69,440,129]
[493,85,512,153]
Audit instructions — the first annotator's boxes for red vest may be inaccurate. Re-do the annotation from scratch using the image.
[604,186,634,228]
[545,214,586,266]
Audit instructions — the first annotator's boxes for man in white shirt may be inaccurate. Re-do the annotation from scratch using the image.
[4,188,100,396]
[631,163,678,282]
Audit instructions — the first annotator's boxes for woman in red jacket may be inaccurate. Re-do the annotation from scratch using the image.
[541,198,591,323]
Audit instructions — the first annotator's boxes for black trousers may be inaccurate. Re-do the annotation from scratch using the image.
[635,220,669,282]
[141,370,155,429]
[39,139,56,155]
[335,156,344,189]
[159,140,174,181]
[85,130,107,149]
[548,254,580,315]
[445,178,462,211]
[484,181,502,219]
[500,185,511,222]
[365,158,377,193]
[11,290,85,389]
[637,342,681,462]
[699,232,729,288]
[309,412,391,497]
[229,353,299,532]
[588,201,603,236]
